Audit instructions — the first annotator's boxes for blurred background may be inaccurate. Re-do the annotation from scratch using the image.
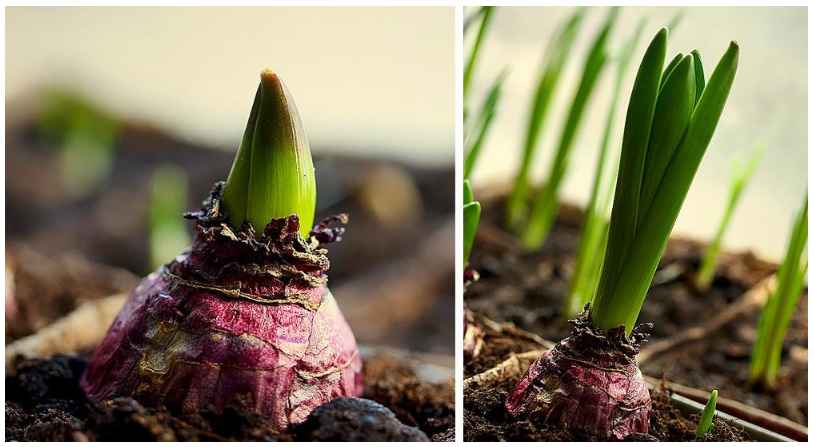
[6,7,454,357]
[465,6,807,262]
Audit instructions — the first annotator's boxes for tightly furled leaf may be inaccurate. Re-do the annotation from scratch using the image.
[696,390,718,437]
[222,69,317,237]
[590,29,739,333]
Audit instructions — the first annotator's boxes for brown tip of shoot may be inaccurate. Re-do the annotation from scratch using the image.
[261,68,278,82]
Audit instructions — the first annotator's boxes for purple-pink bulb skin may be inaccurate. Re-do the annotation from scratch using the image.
[505,310,651,440]
[81,185,362,431]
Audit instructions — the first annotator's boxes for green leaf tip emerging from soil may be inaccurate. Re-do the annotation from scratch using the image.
[504,7,586,231]
[521,6,619,250]
[223,69,317,237]
[590,31,740,334]
[464,180,481,268]
[749,194,808,388]
[695,142,763,292]
[696,389,718,437]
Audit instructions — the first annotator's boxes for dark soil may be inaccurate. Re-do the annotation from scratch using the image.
[6,353,454,442]
[463,310,748,442]
[465,194,808,425]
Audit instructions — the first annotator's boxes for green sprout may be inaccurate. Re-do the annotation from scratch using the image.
[464,70,506,179]
[521,7,619,250]
[696,389,718,437]
[749,195,808,389]
[463,6,495,104]
[589,29,740,333]
[694,143,763,292]
[149,164,191,269]
[565,18,645,319]
[37,90,120,199]
[222,69,317,237]
[504,8,585,231]
[464,180,482,268]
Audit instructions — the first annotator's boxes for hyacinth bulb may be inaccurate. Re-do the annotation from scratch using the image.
[81,71,362,431]
[505,308,651,440]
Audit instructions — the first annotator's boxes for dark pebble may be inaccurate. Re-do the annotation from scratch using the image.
[292,397,429,442]
[624,432,659,442]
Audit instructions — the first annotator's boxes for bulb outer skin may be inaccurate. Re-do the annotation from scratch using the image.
[81,183,362,431]
[505,308,651,440]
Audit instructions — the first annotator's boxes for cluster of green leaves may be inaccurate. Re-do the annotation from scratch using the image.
[749,196,808,388]
[589,28,740,333]
[37,90,120,199]
[520,7,620,250]
[463,6,505,180]
[149,164,191,269]
[564,18,645,319]
[504,8,584,232]
[464,180,481,268]
[222,69,317,237]
[694,143,763,292]
[696,389,718,437]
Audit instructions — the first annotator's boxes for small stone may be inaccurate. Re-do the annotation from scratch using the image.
[292,397,429,442]
[624,432,659,441]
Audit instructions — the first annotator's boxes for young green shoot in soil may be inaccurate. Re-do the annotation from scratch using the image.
[38,90,120,199]
[749,195,808,389]
[696,389,718,437]
[82,69,362,431]
[521,7,619,250]
[464,180,481,268]
[565,18,645,319]
[590,31,740,333]
[149,164,191,269]
[464,70,506,179]
[694,143,763,292]
[222,69,317,237]
[505,29,739,440]
[464,6,495,107]
[504,8,585,230]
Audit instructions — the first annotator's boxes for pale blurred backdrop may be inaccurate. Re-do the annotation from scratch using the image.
[465,6,807,261]
[7,7,454,165]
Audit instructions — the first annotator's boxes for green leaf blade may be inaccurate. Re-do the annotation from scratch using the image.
[464,71,506,179]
